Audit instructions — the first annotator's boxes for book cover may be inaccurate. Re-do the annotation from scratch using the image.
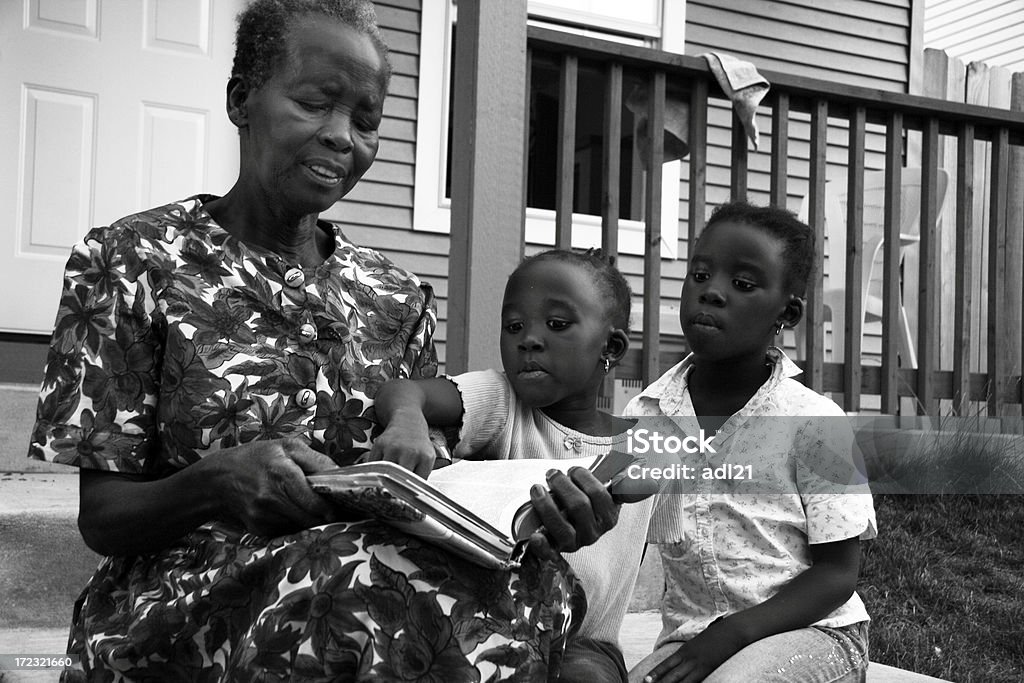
[307,450,636,569]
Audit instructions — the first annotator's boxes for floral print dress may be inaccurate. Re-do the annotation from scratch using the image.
[29,196,579,682]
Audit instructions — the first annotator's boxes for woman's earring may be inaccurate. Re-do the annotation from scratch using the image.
[603,357,611,374]
[775,322,785,336]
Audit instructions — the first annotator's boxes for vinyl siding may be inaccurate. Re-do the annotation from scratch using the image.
[924,0,1024,71]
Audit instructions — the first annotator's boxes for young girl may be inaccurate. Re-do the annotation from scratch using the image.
[626,201,876,683]
[372,249,656,683]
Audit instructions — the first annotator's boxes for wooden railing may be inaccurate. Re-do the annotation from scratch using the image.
[527,26,1024,418]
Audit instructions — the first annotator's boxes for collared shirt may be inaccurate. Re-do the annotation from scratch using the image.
[623,348,876,645]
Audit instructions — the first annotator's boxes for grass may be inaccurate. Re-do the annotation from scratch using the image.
[859,495,1024,681]
[856,413,1024,681]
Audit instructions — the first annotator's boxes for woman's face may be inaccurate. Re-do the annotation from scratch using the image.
[234,16,387,217]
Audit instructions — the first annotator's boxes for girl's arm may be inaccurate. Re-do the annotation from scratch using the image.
[368,378,464,477]
[79,438,339,556]
[644,536,861,682]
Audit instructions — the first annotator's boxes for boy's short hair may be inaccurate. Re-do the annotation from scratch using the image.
[514,249,633,331]
[701,201,816,296]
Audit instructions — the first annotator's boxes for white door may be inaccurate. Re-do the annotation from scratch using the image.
[0,0,242,334]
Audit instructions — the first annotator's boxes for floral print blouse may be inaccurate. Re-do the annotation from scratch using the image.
[30,194,437,472]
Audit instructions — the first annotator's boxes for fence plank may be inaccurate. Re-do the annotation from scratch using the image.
[555,54,578,248]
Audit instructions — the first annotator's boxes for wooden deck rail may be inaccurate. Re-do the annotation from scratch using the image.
[526,26,1024,417]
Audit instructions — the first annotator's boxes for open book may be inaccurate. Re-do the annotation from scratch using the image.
[307,450,636,569]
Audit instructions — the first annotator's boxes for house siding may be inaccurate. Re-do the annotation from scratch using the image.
[924,0,1024,72]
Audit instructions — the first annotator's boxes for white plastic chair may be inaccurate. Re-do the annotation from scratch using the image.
[795,167,949,368]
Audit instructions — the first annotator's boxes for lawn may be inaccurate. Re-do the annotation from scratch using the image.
[859,494,1024,682]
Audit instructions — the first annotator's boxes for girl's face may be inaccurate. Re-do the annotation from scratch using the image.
[500,260,615,412]
[680,220,797,363]
[231,17,386,219]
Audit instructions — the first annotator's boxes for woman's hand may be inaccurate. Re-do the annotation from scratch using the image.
[79,437,340,556]
[527,466,620,559]
[211,438,340,537]
[364,408,436,478]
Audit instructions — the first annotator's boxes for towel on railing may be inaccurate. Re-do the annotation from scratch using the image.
[625,52,770,163]
[700,52,770,150]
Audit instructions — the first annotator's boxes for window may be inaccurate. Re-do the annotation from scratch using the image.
[413,0,684,258]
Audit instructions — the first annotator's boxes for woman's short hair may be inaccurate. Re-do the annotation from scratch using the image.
[701,201,816,296]
[232,0,392,90]
[514,249,633,332]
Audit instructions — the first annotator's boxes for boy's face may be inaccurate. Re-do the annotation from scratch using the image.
[680,219,795,363]
[499,259,611,412]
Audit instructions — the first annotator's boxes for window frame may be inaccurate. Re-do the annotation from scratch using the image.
[412,0,685,259]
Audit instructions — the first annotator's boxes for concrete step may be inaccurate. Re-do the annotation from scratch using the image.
[0,475,100,633]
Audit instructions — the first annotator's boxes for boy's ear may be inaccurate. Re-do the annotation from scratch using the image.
[225,76,250,128]
[603,328,630,365]
[779,295,805,329]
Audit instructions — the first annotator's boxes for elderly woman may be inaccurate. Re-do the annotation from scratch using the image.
[29,1,616,680]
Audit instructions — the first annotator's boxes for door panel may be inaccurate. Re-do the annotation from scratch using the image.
[0,0,241,333]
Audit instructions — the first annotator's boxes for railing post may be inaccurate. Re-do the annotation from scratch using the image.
[805,99,828,393]
[447,0,528,374]
[642,70,665,387]
[555,54,579,249]
[844,107,867,412]
[881,114,903,414]
[953,123,975,414]
[918,118,941,415]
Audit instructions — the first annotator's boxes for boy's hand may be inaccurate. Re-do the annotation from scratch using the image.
[366,409,435,478]
[642,618,746,682]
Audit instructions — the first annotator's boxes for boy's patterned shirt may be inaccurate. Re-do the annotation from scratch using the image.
[623,348,877,645]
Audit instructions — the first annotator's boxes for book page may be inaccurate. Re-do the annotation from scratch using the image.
[427,457,596,536]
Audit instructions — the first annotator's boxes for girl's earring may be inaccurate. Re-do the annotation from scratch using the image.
[775,322,785,336]
[602,357,611,374]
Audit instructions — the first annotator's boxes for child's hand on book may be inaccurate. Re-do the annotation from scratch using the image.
[365,409,436,478]
[527,467,621,555]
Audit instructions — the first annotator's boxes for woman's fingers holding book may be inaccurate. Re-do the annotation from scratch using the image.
[215,439,337,535]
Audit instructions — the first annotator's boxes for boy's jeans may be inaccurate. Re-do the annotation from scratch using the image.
[628,621,869,683]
